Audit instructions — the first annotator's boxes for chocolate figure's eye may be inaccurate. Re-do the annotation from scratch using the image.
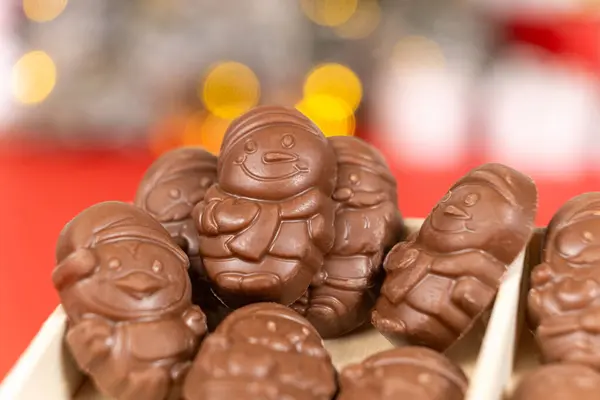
[244,139,257,154]
[464,193,479,207]
[281,134,295,149]
[108,258,121,269]
[349,173,360,185]
[152,260,163,273]
[583,231,594,243]
[169,188,181,199]
[440,191,452,203]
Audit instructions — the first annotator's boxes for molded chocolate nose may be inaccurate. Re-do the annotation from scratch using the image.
[262,152,297,163]
[443,205,469,219]
[115,272,165,298]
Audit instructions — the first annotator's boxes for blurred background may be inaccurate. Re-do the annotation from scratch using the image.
[2,0,600,379]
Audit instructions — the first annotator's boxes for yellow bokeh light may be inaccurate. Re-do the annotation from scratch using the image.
[11,51,57,105]
[200,61,260,120]
[303,63,362,116]
[182,112,230,155]
[392,36,446,69]
[300,0,358,27]
[23,0,68,22]
[333,0,381,40]
[296,94,355,137]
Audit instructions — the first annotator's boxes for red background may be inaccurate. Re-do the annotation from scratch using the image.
[1,138,597,379]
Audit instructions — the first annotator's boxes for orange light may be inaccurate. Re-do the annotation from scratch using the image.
[148,114,187,157]
[12,51,57,105]
[334,0,381,40]
[300,0,358,27]
[296,94,355,137]
[392,36,446,70]
[23,0,67,22]
[182,112,230,155]
[303,63,362,115]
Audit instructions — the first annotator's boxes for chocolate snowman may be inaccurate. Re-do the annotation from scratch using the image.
[182,303,337,400]
[372,163,537,350]
[134,147,228,330]
[52,202,207,400]
[193,106,337,307]
[528,192,600,369]
[338,347,468,400]
[293,136,403,338]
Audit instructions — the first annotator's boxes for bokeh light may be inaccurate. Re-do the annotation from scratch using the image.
[392,36,446,70]
[333,0,381,40]
[303,63,362,115]
[23,0,68,23]
[300,0,358,27]
[200,61,260,120]
[11,51,57,105]
[148,114,187,157]
[182,111,230,155]
[296,94,355,137]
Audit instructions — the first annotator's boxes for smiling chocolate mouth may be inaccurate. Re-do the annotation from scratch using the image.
[239,162,308,182]
[114,272,166,299]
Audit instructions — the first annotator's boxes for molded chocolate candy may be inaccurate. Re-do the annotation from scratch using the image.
[182,302,337,400]
[338,347,467,400]
[528,192,600,369]
[53,201,207,400]
[292,135,403,338]
[193,106,338,307]
[512,364,600,400]
[372,163,537,351]
[134,147,229,330]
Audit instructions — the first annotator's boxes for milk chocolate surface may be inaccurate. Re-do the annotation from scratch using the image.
[134,147,228,330]
[292,135,403,338]
[372,163,537,350]
[182,302,337,400]
[53,201,207,400]
[338,347,467,400]
[512,364,600,400]
[528,192,600,368]
[193,106,338,307]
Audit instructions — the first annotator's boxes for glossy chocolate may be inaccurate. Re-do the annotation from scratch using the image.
[193,106,337,307]
[292,135,403,338]
[528,192,600,368]
[134,147,228,330]
[338,347,467,400]
[512,364,600,400]
[372,163,537,350]
[182,302,337,400]
[53,202,207,400]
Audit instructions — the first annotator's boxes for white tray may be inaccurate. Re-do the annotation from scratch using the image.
[0,218,529,400]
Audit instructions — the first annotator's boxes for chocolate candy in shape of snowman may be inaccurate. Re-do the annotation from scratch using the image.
[52,201,207,400]
[182,302,337,400]
[512,364,600,400]
[134,147,229,330]
[528,192,600,369]
[372,163,537,351]
[338,347,468,400]
[193,106,338,307]
[292,135,404,338]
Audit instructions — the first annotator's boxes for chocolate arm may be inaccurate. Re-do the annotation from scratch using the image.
[52,248,98,291]
[65,317,113,373]
[279,188,322,219]
[430,249,506,288]
[182,305,208,337]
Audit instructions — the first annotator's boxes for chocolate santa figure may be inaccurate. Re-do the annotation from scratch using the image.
[528,192,600,369]
[292,136,404,338]
[52,202,207,400]
[134,147,228,330]
[338,347,468,400]
[372,163,537,351]
[193,106,338,307]
[182,303,337,400]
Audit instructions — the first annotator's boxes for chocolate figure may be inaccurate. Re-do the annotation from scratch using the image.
[512,364,600,400]
[193,106,338,307]
[338,347,468,400]
[52,202,207,400]
[182,303,337,400]
[292,136,403,338]
[528,192,600,369]
[134,147,228,330]
[372,163,537,350]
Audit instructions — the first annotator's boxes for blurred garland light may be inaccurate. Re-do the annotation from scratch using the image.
[303,63,362,114]
[23,0,68,22]
[300,0,358,27]
[296,94,355,137]
[333,0,381,40]
[11,51,56,105]
[200,61,260,120]
[392,36,446,70]
[182,111,230,155]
